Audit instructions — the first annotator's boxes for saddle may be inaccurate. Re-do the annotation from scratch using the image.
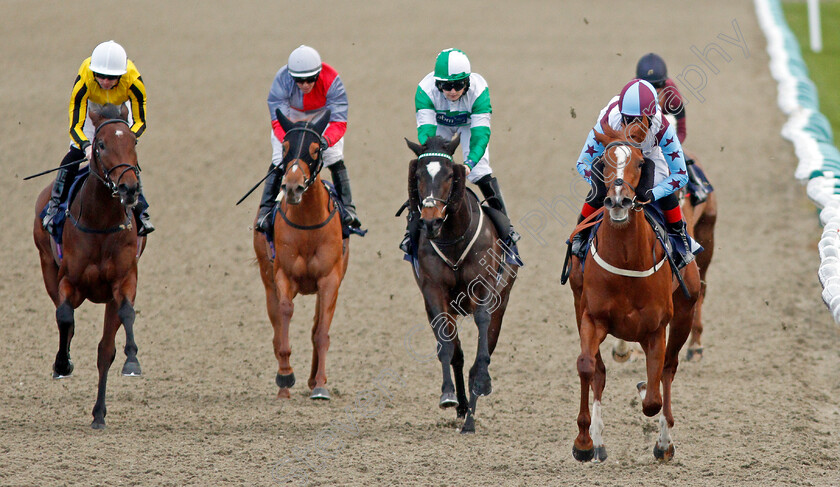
[39,166,90,244]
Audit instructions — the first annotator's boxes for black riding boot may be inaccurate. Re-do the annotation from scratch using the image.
[667,219,694,268]
[399,207,422,255]
[328,160,362,228]
[476,174,521,243]
[255,163,284,234]
[570,214,591,258]
[133,189,155,236]
[42,147,84,234]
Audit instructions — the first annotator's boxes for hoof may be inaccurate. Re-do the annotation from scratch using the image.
[686,346,703,362]
[91,420,106,430]
[472,376,492,397]
[310,387,330,400]
[460,416,475,434]
[572,446,595,462]
[276,388,291,399]
[612,348,631,363]
[593,445,608,463]
[439,392,458,409]
[653,442,676,461]
[121,359,142,377]
[275,373,296,389]
[636,381,647,400]
[52,360,74,379]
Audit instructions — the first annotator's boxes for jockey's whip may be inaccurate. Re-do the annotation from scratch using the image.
[236,165,281,206]
[23,157,87,180]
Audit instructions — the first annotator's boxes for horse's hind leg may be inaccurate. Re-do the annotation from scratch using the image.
[92,301,120,429]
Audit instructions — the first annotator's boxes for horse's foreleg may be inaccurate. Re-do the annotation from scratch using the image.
[461,307,493,435]
[309,274,340,400]
[573,313,607,461]
[115,277,141,377]
[450,338,468,419]
[639,327,667,418]
[92,301,120,429]
[591,350,608,462]
[272,274,297,399]
[53,280,78,379]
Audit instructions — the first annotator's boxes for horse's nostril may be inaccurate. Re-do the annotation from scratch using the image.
[604,198,615,209]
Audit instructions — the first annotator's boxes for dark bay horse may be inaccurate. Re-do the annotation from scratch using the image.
[681,151,716,361]
[33,105,147,429]
[568,121,700,461]
[406,135,518,434]
[254,110,349,400]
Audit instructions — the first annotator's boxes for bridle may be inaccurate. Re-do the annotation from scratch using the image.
[417,151,458,217]
[90,119,141,197]
[282,125,328,192]
[603,140,645,211]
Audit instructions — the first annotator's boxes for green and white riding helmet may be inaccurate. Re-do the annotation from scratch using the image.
[434,48,471,82]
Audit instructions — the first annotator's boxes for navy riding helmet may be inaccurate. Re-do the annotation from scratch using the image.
[635,53,667,89]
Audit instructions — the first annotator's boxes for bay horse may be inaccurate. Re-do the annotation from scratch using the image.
[568,121,700,461]
[681,151,716,361]
[611,152,716,363]
[405,134,518,434]
[33,104,147,429]
[253,110,348,400]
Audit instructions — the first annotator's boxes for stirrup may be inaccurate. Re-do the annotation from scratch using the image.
[571,233,586,258]
[136,218,155,237]
[256,208,272,234]
[42,202,60,232]
[509,228,521,244]
[399,234,411,254]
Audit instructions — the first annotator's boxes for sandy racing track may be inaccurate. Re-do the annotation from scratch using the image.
[1,1,839,485]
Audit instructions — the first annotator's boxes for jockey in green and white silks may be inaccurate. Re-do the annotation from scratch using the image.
[414,49,492,183]
[400,48,520,256]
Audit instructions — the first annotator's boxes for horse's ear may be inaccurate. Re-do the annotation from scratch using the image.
[89,109,104,128]
[312,109,331,134]
[405,138,424,157]
[449,163,466,207]
[594,120,620,145]
[119,104,129,121]
[445,133,461,155]
[275,109,295,133]
[626,123,647,144]
[408,158,420,213]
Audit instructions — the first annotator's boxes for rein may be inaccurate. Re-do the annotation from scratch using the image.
[68,118,137,234]
[429,194,484,271]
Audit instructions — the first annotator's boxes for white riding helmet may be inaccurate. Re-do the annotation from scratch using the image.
[90,40,128,76]
[288,45,322,78]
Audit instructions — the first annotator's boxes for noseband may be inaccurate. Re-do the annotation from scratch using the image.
[283,125,328,191]
[91,119,141,197]
[417,151,456,214]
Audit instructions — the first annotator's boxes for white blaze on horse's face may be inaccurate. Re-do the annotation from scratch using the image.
[607,146,632,224]
[427,161,441,179]
[115,130,124,137]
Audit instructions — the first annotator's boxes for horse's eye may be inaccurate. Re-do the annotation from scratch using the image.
[97,140,106,151]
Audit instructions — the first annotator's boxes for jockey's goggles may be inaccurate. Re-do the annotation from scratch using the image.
[292,74,319,84]
[435,79,467,92]
[93,72,121,81]
[621,114,645,126]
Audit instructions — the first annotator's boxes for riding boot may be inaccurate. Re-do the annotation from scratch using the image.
[686,161,708,205]
[133,189,155,236]
[399,208,422,255]
[256,163,284,234]
[42,147,83,234]
[667,220,694,268]
[570,214,591,259]
[476,174,521,243]
[328,160,362,228]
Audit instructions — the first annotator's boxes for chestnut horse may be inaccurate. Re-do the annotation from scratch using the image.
[406,135,518,434]
[611,153,716,363]
[33,105,147,429]
[569,121,700,461]
[254,110,349,400]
